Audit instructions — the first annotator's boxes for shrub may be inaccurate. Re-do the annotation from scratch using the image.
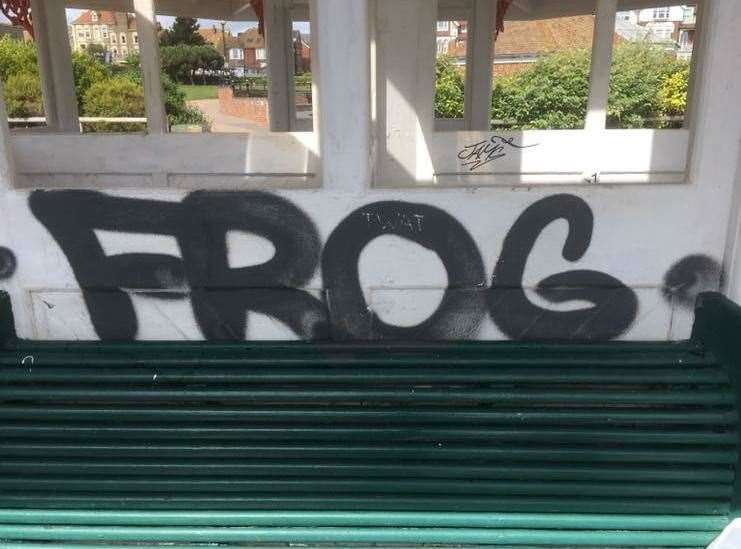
[82,77,145,132]
[72,51,110,109]
[606,42,685,128]
[435,55,465,119]
[658,65,690,126]
[491,48,591,129]
[0,35,38,82]
[4,71,43,117]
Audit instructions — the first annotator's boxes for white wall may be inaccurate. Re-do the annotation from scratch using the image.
[637,6,686,23]
[0,1,739,343]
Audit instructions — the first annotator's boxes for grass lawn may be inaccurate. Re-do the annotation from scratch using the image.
[180,85,219,101]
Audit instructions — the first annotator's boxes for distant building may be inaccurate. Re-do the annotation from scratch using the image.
[437,15,601,77]
[199,26,309,77]
[69,10,139,62]
[617,5,697,59]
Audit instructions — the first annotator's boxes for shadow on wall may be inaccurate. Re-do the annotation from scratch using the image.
[26,190,719,342]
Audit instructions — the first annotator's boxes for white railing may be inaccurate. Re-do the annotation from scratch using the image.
[8,117,148,131]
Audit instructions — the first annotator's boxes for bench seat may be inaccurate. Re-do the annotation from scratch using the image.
[1,292,740,548]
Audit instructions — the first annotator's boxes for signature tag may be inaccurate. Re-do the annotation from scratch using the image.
[457,135,538,172]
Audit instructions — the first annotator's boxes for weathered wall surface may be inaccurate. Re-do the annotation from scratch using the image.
[0,185,728,342]
[0,0,739,344]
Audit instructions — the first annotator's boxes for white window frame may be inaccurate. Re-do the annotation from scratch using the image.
[373,0,707,187]
[437,20,449,32]
[9,0,321,190]
[230,47,244,60]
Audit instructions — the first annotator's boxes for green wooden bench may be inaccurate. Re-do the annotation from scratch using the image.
[0,291,740,548]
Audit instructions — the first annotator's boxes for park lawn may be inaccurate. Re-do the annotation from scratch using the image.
[180,85,219,101]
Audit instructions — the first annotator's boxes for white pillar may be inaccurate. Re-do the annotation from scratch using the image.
[464,0,496,131]
[311,0,370,193]
[30,0,79,133]
[584,0,618,131]
[0,82,16,189]
[134,0,168,133]
[375,0,436,186]
[265,0,296,132]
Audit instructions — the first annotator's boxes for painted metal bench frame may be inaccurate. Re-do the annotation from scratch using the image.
[0,291,739,548]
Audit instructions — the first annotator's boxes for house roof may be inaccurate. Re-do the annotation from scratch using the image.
[71,10,136,30]
[494,15,596,57]
[238,27,265,49]
[443,15,606,61]
[72,10,116,26]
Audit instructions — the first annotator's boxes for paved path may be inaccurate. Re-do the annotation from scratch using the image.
[188,99,268,134]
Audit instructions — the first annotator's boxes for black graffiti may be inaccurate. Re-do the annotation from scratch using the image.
[0,247,17,280]
[30,190,640,342]
[323,202,486,340]
[662,254,722,309]
[489,194,639,340]
[29,190,327,341]
[457,136,538,171]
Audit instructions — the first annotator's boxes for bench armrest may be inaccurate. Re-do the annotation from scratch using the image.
[692,292,741,513]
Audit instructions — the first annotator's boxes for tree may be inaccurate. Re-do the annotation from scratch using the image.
[160,44,224,84]
[434,55,465,119]
[0,0,33,39]
[160,17,206,46]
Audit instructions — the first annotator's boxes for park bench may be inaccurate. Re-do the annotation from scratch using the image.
[0,291,740,548]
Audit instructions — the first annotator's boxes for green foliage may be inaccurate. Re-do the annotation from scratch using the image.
[85,43,107,60]
[491,48,591,129]
[71,51,110,109]
[161,44,224,84]
[658,65,690,125]
[486,42,689,130]
[3,71,43,117]
[82,76,145,132]
[0,35,38,81]
[169,104,211,131]
[434,55,465,119]
[160,17,206,46]
[606,42,686,128]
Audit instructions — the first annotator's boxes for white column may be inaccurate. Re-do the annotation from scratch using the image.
[265,0,296,132]
[375,0,436,185]
[134,0,168,133]
[584,0,618,131]
[0,82,17,189]
[311,0,370,192]
[30,0,79,132]
[464,0,496,131]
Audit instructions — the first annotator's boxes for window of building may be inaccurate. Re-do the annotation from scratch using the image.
[120,34,126,44]
[255,47,266,61]
[375,0,704,187]
[653,7,670,20]
[230,47,244,60]
[133,34,138,44]
[437,21,450,32]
